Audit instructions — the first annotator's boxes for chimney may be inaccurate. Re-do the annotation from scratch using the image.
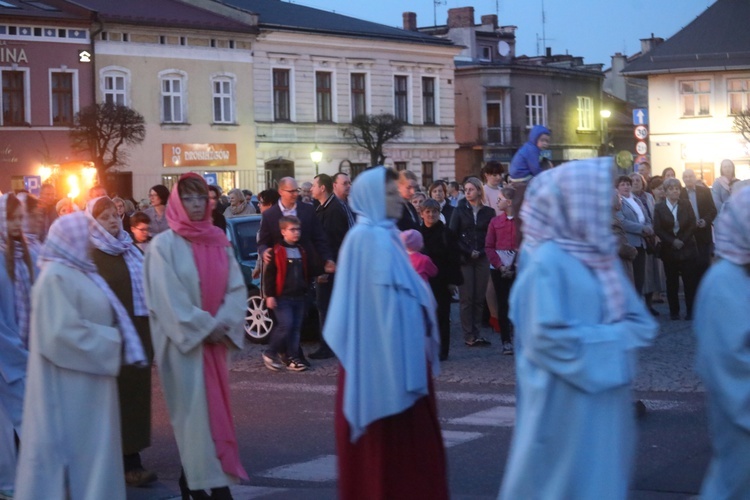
[481,14,497,29]
[640,34,665,54]
[448,7,475,28]
[545,47,552,58]
[402,12,417,31]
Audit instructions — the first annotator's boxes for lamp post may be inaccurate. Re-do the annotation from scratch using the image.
[600,109,611,156]
[310,144,323,176]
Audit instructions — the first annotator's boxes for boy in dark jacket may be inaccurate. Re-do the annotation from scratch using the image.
[262,216,310,372]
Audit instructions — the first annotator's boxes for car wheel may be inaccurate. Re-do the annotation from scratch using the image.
[245,295,273,343]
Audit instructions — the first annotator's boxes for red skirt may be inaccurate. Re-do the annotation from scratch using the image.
[335,366,449,500]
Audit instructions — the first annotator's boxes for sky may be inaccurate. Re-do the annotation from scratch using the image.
[284,0,715,67]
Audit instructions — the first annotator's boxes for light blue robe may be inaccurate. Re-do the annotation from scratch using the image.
[499,242,657,500]
[694,260,750,499]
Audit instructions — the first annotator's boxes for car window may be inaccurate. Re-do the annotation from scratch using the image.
[233,220,260,259]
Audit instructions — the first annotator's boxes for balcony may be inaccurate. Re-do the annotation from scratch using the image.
[478,126,523,147]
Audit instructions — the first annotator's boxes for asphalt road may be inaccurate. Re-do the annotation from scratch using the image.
[127,301,710,499]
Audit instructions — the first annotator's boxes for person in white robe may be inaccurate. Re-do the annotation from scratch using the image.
[694,187,750,499]
[498,158,658,500]
[14,212,146,500]
[144,173,247,497]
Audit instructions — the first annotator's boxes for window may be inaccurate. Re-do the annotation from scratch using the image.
[212,77,233,123]
[680,79,710,117]
[273,69,290,121]
[486,102,503,143]
[101,31,108,41]
[180,36,186,46]
[51,72,73,125]
[160,73,185,123]
[2,71,25,125]
[576,96,593,130]
[422,77,435,125]
[394,75,409,122]
[525,93,546,128]
[315,71,332,122]
[351,73,366,119]
[394,162,408,171]
[422,162,434,187]
[728,78,750,115]
[480,46,492,61]
[159,35,166,45]
[103,71,127,105]
[122,33,129,42]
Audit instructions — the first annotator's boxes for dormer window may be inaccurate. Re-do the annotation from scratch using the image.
[480,46,492,62]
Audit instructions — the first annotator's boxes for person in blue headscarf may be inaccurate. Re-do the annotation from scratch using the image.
[323,166,448,500]
[694,187,750,499]
[508,124,552,182]
[498,158,657,500]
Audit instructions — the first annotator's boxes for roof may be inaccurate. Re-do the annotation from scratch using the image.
[623,0,750,75]
[66,0,253,32]
[0,0,86,21]
[218,0,455,46]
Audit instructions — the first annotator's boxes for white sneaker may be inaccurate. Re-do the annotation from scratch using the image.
[502,342,514,355]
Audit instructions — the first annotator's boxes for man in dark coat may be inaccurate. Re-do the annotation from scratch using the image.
[308,174,352,359]
[680,169,717,282]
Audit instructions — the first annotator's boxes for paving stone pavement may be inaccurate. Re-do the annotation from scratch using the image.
[231,301,703,393]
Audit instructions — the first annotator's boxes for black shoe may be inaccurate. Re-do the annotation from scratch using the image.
[670,313,680,321]
[634,400,647,419]
[125,467,158,487]
[309,347,335,359]
[465,337,491,347]
[648,307,660,317]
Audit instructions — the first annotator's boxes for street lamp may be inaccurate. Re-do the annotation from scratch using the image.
[310,144,323,176]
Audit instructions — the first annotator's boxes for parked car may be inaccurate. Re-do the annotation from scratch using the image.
[225,215,320,344]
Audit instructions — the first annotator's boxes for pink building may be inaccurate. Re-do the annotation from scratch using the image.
[0,0,94,192]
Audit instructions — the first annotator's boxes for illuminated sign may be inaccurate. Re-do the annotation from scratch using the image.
[78,50,91,63]
[163,143,237,167]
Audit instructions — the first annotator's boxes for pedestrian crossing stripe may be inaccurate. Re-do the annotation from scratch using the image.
[448,406,516,427]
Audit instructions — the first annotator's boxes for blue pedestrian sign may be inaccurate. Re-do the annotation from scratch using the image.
[203,173,218,186]
[633,108,649,125]
[24,175,42,196]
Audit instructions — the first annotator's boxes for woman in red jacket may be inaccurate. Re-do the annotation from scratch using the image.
[485,186,518,355]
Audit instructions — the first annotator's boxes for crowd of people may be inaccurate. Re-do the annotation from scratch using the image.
[0,135,748,498]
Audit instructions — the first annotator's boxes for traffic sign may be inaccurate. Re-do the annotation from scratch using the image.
[24,175,42,196]
[633,108,649,125]
[203,173,218,186]
[634,125,648,140]
[635,141,648,155]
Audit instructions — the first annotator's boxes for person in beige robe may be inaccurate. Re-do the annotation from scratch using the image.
[144,228,246,491]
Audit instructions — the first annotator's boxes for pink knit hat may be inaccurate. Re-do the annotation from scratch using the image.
[400,229,423,252]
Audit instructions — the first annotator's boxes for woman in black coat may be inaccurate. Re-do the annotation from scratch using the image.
[419,199,462,361]
[449,177,496,346]
[652,177,699,321]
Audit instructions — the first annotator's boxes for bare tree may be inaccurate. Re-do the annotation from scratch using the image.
[69,103,146,180]
[341,113,405,166]
[733,109,750,143]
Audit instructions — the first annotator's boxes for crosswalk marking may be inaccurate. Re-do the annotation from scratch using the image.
[442,430,484,448]
[449,405,516,427]
[166,485,287,499]
[258,454,337,482]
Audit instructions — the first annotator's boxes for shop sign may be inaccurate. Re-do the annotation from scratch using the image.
[162,143,237,167]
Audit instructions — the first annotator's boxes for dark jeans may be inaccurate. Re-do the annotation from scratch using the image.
[633,246,646,296]
[459,257,490,342]
[490,269,514,344]
[662,256,698,317]
[431,285,452,358]
[316,276,334,330]
[268,297,307,358]
[695,242,712,285]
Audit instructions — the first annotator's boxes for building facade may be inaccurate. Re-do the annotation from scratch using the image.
[623,0,750,183]
[417,7,605,181]
[0,0,94,193]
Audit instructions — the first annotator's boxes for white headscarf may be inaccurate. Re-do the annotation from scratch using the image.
[521,157,626,323]
[714,187,750,266]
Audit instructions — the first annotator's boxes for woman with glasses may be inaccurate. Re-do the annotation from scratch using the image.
[143,185,170,235]
[144,174,247,499]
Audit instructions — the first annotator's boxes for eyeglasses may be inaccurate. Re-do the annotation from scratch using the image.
[132,226,149,232]
[281,189,300,194]
[180,195,208,203]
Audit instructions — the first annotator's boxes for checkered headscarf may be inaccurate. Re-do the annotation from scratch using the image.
[714,186,750,266]
[39,212,147,366]
[86,197,148,317]
[521,157,626,323]
[0,193,34,346]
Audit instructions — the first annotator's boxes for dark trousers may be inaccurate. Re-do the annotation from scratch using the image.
[315,277,334,351]
[269,297,307,358]
[490,269,514,344]
[695,242,712,284]
[459,257,490,342]
[662,257,698,317]
[431,285,452,358]
[633,246,646,296]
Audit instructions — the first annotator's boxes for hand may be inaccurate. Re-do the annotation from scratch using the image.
[262,248,273,264]
[697,219,706,228]
[207,322,230,343]
[642,226,654,236]
[672,239,684,250]
[448,285,458,294]
[316,274,329,284]
[471,250,480,259]
[265,296,277,310]
[324,260,336,273]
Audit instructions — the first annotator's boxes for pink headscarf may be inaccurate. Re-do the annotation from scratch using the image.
[166,173,247,481]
